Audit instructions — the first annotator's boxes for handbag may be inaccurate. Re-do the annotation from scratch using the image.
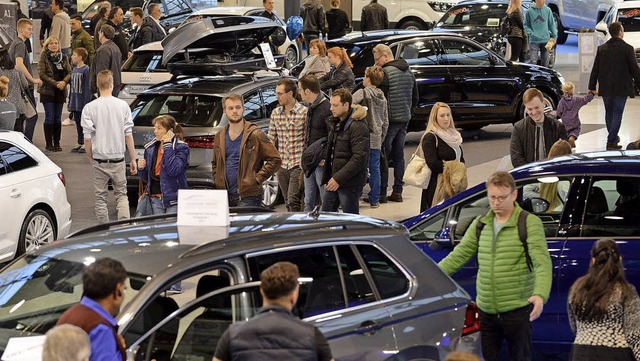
[134,180,153,217]
[403,131,436,189]
[22,92,36,119]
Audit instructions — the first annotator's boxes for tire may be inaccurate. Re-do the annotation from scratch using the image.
[18,209,55,256]
[399,20,426,31]
[285,46,298,68]
[262,174,280,208]
[554,12,568,45]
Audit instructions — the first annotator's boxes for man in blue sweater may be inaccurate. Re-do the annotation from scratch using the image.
[524,0,557,67]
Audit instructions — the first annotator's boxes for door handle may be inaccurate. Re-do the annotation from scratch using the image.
[9,189,21,198]
[354,320,379,336]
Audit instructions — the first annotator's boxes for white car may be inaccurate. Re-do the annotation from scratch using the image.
[119,41,173,104]
[596,0,640,56]
[0,131,71,261]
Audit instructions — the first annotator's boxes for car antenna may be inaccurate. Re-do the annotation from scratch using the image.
[308,205,321,220]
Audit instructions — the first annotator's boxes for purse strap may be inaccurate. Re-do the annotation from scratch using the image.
[415,131,437,159]
[138,179,148,197]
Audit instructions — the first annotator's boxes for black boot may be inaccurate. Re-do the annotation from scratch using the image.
[44,124,53,151]
[53,123,62,151]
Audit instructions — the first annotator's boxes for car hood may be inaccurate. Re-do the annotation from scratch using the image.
[161,16,280,64]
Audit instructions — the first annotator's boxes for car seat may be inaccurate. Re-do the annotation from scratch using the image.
[586,186,609,217]
[127,296,180,361]
[614,179,640,220]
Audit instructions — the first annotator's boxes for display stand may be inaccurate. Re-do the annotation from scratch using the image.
[578,30,598,94]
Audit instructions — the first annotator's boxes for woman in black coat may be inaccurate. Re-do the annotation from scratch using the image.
[325,0,350,40]
[320,47,355,93]
[420,102,465,212]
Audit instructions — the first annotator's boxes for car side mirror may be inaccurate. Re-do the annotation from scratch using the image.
[595,22,608,35]
[521,197,550,213]
[271,27,287,47]
[126,345,139,361]
[430,227,454,250]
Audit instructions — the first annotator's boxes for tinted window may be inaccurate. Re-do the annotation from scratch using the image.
[618,8,640,32]
[440,39,492,66]
[336,246,375,307]
[122,52,175,72]
[582,177,640,237]
[131,95,223,127]
[162,0,191,14]
[409,208,447,241]
[0,141,37,172]
[262,84,279,117]
[438,4,508,27]
[400,39,442,65]
[357,245,409,299]
[243,91,263,121]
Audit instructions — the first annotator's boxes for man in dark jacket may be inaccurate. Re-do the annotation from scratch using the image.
[299,75,331,211]
[91,25,122,96]
[214,262,334,361]
[322,88,369,215]
[361,0,389,31]
[128,7,145,50]
[510,88,567,168]
[372,44,418,203]
[71,14,95,65]
[139,3,166,46]
[589,21,640,150]
[300,0,326,55]
[39,7,54,47]
[105,7,130,61]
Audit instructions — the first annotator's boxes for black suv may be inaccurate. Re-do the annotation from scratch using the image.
[326,30,564,131]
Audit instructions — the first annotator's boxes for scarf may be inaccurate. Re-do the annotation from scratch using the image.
[434,128,463,159]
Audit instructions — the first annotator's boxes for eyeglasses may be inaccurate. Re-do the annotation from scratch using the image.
[488,194,512,203]
[374,55,383,61]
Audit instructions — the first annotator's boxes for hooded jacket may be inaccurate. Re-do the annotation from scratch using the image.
[319,61,355,93]
[555,92,594,136]
[352,86,388,150]
[299,54,331,79]
[379,58,418,123]
[212,121,282,198]
[510,114,567,168]
[300,0,326,35]
[323,105,370,188]
[137,137,189,208]
[523,5,557,43]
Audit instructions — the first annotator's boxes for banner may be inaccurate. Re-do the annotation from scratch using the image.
[0,3,17,51]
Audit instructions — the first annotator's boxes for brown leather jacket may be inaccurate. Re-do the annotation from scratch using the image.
[212,120,281,198]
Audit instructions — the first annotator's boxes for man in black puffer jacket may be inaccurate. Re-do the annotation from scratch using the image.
[322,89,369,215]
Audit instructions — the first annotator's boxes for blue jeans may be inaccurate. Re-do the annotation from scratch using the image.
[43,102,63,125]
[529,42,549,67]
[304,165,325,212]
[602,96,627,145]
[321,187,362,214]
[381,122,408,195]
[368,149,381,204]
[150,196,177,214]
[228,194,262,207]
[71,110,84,145]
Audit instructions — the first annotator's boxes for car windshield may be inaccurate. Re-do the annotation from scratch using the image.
[0,255,144,351]
[123,51,175,72]
[438,4,510,27]
[618,8,640,32]
[131,94,223,127]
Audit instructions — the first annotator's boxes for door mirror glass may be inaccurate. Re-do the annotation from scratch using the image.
[432,228,454,250]
[521,197,550,213]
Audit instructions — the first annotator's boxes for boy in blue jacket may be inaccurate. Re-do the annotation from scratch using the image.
[69,47,91,153]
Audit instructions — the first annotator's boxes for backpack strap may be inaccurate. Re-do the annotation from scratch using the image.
[475,211,532,272]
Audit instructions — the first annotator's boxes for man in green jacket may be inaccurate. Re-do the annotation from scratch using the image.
[439,171,552,361]
[70,14,95,65]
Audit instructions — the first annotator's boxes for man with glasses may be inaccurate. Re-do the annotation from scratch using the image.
[438,171,552,361]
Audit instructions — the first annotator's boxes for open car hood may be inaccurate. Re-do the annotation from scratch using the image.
[161,16,280,64]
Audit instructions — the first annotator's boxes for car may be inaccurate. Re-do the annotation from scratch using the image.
[351,0,459,30]
[431,0,556,68]
[326,30,564,131]
[404,150,640,360]
[547,0,620,44]
[596,0,640,63]
[127,16,288,208]
[0,130,71,262]
[0,211,482,360]
[179,6,301,66]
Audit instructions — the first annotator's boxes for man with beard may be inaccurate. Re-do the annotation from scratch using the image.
[212,94,281,207]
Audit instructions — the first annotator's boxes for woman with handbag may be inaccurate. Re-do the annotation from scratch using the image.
[506,0,526,62]
[39,35,71,152]
[136,115,190,215]
[420,102,465,212]
[0,49,29,130]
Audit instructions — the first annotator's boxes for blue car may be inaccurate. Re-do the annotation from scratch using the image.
[404,150,640,360]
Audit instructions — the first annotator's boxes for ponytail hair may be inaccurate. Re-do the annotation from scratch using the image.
[327,47,353,68]
[153,115,184,140]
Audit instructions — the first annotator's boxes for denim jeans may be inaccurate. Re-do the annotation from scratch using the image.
[71,110,84,145]
[228,194,262,207]
[529,42,549,67]
[304,165,325,211]
[368,149,381,204]
[277,167,303,211]
[150,196,177,214]
[92,161,129,224]
[43,102,63,125]
[321,187,362,214]
[602,96,627,145]
[381,122,408,195]
[24,89,37,141]
[479,304,533,361]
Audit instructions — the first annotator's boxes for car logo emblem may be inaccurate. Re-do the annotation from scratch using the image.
[139,76,152,82]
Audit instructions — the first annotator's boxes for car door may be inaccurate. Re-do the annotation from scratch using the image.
[439,37,520,124]
[393,38,454,124]
[246,244,398,361]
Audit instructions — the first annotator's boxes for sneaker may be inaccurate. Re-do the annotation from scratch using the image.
[606,144,622,150]
[71,145,82,153]
[78,146,86,154]
[61,118,74,126]
[370,203,380,208]
[388,193,403,202]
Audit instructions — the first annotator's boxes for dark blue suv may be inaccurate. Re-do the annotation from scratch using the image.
[404,150,640,360]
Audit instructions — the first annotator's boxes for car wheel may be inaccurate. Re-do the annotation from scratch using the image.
[262,174,280,208]
[399,20,426,31]
[18,209,55,256]
[554,12,568,45]
[286,46,298,68]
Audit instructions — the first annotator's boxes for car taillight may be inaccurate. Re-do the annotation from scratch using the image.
[57,171,66,186]
[462,302,481,336]
[183,135,215,149]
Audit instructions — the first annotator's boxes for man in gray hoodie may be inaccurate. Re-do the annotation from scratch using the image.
[300,0,326,55]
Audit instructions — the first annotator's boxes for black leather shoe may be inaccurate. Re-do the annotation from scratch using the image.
[388,193,403,202]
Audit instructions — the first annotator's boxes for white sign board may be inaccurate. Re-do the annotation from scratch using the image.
[2,336,46,361]
[177,189,229,227]
[259,43,278,69]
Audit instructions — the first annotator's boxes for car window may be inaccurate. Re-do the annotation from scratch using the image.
[131,95,223,127]
[243,90,263,121]
[262,84,279,117]
[440,39,492,66]
[581,177,640,237]
[409,208,448,241]
[603,6,615,25]
[0,157,6,176]
[162,0,191,15]
[399,39,441,66]
[0,141,38,173]
[122,52,173,72]
[438,4,508,27]
[356,245,409,299]
[618,8,640,32]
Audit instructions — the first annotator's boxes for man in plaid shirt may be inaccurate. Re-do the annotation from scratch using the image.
[268,79,309,211]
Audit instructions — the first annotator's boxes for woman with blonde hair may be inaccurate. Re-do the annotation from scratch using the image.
[539,139,572,211]
[506,0,526,61]
[420,102,465,212]
[0,76,17,130]
[39,35,71,151]
[320,46,355,93]
[298,38,331,79]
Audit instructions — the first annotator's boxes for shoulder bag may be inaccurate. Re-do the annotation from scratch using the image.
[22,91,36,119]
[134,179,153,217]
[403,131,437,189]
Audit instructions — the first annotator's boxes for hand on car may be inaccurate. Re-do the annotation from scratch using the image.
[528,295,544,321]
[325,178,340,192]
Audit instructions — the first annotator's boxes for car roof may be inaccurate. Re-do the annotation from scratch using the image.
[190,6,260,16]
[140,73,282,97]
[510,150,640,179]
[34,212,404,278]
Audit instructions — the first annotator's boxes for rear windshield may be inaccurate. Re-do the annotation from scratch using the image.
[131,94,223,127]
[438,3,509,27]
[123,51,174,72]
[619,8,640,32]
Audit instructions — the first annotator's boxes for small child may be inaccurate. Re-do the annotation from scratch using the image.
[554,82,594,148]
[352,65,388,208]
[68,47,92,153]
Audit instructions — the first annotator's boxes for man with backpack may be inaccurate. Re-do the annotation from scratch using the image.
[438,171,552,361]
